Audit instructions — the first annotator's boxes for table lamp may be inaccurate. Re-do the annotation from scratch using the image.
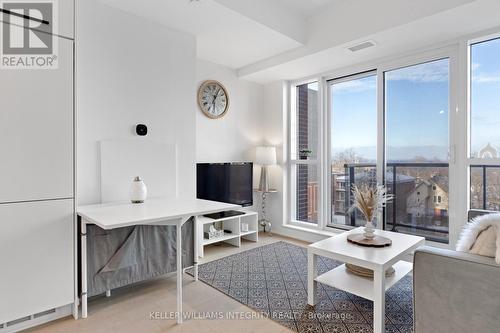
[256,146,276,192]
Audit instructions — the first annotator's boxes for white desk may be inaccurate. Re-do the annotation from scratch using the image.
[77,198,239,324]
[307,228,424,333]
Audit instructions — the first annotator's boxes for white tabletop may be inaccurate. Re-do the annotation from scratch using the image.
[77,198,240,230]
[309,227,425,268]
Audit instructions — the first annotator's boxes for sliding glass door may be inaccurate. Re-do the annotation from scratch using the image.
[324,57,452,243]
[328,73,377,228]
[384,59,450,243]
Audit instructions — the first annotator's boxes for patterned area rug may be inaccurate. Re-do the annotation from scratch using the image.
[194,241,414,333]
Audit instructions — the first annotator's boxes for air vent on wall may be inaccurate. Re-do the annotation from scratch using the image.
[348,40,376,52]
[2,308,57,332]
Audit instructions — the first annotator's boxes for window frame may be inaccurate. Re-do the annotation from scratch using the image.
[326,70,378,229]
[288,78,324,230]
[285,29,500,248]
[286,46,461,246]
[466,33,500,214]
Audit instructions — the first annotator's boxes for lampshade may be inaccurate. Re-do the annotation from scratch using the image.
[255,146,276,166]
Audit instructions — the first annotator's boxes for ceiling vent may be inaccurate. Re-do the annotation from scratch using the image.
[348,40,376,52]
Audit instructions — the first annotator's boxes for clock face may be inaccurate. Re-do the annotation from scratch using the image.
[198,81,229,119]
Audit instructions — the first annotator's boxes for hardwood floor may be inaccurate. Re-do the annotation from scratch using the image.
[25,233,308,333]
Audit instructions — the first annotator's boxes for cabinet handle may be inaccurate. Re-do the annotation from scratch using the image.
[0,8,50,25]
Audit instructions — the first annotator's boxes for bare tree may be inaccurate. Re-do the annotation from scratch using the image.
[332,148,364,173]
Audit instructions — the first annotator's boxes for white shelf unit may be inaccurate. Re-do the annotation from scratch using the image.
[315,261,413,301]
[197,211,258,258]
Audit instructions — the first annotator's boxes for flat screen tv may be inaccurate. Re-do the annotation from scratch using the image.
[196,162,253,207]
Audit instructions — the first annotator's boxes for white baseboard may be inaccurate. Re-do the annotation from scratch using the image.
[0,304,72,333]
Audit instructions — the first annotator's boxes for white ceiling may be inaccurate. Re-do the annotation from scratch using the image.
[98,0,310,68]
[240,0,500,83]
[273,0,339,17]
[98,0,500,84]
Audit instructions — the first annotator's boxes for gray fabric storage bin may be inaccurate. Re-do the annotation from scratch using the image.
[86,219,194,297]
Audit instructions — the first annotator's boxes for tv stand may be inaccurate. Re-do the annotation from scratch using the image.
[203,210,245,219]
[196,211,258,258]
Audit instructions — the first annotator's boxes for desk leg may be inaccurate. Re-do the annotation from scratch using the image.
[81,219,88,319]
[307,250,318,306]
[373,268,386,333]
[193,216,198,281]
[73,216,80,320]
[176,222,183,324]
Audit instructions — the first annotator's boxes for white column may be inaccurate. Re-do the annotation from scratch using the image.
[176,220,183,324]
[81,219,88,319]
[307,250,318,306]
[373,267,386,333]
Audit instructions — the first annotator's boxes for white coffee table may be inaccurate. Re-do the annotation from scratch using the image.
[307,227,425,333]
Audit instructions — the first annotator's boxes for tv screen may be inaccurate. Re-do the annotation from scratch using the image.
[196,162,253,207]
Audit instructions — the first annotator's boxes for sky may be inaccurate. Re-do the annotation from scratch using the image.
[331,59,450,162]
[329,38,500,162]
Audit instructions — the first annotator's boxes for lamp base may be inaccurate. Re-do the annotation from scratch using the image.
[258,165,270,192]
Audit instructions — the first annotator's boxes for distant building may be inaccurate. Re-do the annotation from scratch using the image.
[406,175,449,223]
[332,172,347,215]
[478,143,498,158]
[332,168,415,226]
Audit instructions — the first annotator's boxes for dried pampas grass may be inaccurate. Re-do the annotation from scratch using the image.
[349,184,394,223]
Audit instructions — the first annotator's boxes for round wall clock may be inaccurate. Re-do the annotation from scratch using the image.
[197,80,229,119]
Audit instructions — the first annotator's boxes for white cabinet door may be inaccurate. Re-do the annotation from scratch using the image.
[58,0,74,39]
[0,36,73,203]
[0,199,74,323]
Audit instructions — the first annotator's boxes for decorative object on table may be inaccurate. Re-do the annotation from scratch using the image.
[345,263,395,278]
[255,146,277,235]
[349,184,393,240]
[197,80,229,119]
[299,148,312,160]
[204,225,225,239]
[456,212,500,262]
[347,184,393,278]
[346,233,392,247]
[129,176,147,203]
[241,222,249,232]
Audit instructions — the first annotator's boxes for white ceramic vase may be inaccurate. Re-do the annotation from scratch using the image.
[130,176,147,203]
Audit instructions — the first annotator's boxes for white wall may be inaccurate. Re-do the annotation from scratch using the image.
[76,0,196,205]
[196,60,264,163]
[195,60,265,208]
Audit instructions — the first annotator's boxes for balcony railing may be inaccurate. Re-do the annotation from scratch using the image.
[331,162,449,243]
[470,165,500,211]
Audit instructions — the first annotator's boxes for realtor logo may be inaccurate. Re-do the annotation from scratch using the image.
[1,0,58,69]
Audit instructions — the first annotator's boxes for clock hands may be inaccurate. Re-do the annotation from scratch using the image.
[211,88,221,114]
[201,84,225,116]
